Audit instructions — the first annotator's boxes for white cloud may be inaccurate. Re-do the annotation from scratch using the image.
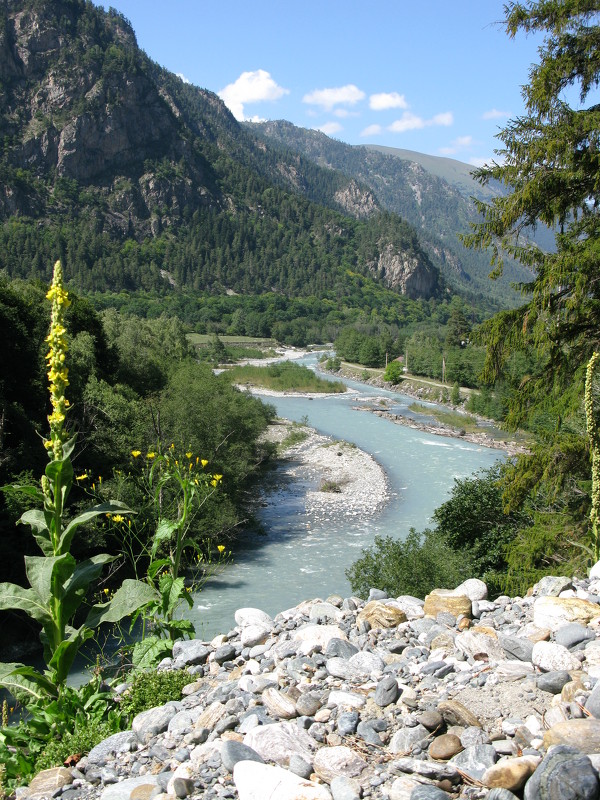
[388,112,427,133]
[176,72,191,85]
[317,121,343,136]
[369,92,408,111]
[388,111,453,134]
[432,111,453,127]
[219,69,289,121]
[360,124,383,138]
[333,109,359,118]
[439,135,474,155]
[483,108,510,120]
[303,84,365,111]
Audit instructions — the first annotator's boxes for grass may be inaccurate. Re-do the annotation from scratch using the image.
[224,362,346,393]
[408,402,483,433]
[279,424,309,453]
[186,334,276,347]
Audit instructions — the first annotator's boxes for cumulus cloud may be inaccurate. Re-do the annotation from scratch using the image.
[176,73,191,85]
[360,124,383,138]
[439,135,474,155]
[369,92,408,111]
[317,121,343,136]
[483,108,510,120]
[303,84,365,111]
[219,69,289,120]
[388,111,453,133]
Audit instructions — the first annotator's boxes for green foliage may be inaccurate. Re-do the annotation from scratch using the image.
[383,360,402,384]
[451,382,460,405]
[118,669,191,722]
[0,676,122,789]
[346,530,472,599]
[224,361,345,393]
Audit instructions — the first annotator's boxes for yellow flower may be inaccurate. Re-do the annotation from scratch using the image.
[112,514,125,523]
[103,588,109,595]
[75,473,88,481]
[201,459,208,468]
[147,452,156,459]
[214,474,223,482]
[186,451,193,459]
[217,544,225,554]
[131,450,142,458]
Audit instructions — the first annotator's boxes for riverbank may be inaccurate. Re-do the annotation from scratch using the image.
[263,418,389,521]
[22,569,600,800]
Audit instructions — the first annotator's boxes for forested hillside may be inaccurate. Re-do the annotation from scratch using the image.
[0,0,441,304]
[248,120,535,305]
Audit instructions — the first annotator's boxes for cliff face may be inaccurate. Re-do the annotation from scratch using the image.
[0,0,440,300]
[368,241,438,298]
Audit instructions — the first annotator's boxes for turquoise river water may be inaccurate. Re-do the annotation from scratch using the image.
[187,356,504,640]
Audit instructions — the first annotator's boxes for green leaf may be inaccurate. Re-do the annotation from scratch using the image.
[61,435,77,461]
[48,627,94,685]
[0,582,53,627]
[0,662,58,701]
[151,519,178,556]
[62,554,115,620]
[85,579,158,628]
[25,553,75,607]
[147,558,170,579]
[5,483,44,501]
[19,509,54,556]
[59,500,133,553]
[131,636,173,670]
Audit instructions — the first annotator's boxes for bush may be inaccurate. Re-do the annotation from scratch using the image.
[345,529,472,599]
[118,669,192,722]
[383,361,402,384]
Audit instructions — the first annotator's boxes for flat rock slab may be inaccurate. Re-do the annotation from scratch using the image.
[243,720,317,766]
[101,776,160,800]
[234,761,332,800]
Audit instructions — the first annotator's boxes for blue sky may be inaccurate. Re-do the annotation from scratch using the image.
[94,1,545,167]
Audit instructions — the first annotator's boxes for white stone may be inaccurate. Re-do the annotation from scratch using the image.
[453,578,488,601]
[233,761,332,800]
[312,746,368,782]
[388,775,421,800]
[393,596,425,620]
[243,721,317,766]
[235,607,274,628]
[531,640,582,672]
[326,690,366,709]
[241,624,273,648]
[455,628,506,662]
[294,624,348,654]
[589,560,600,580]
[533,596,600,632]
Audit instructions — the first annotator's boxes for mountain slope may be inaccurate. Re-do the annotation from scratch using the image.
[247,120,535,305]
[0,0,439,301]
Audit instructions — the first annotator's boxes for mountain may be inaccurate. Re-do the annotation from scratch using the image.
[0,0,439,302]
[247,120,536,304]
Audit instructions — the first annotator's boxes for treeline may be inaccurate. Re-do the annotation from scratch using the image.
[0,276,275,643]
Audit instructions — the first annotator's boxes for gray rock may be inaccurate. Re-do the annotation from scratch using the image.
[555,623,595,649]
[87,731,138,765]
[172,776,195,798]
[349,651,385,675]
[533,576,573,596]
[487,791,521,800]
[391,756,459,782]
[409,787,450,800]
[357,720,383,745]
[131,703,180,744]
[586,680,600,719]
[374,674,400,706]
[523,744,599,800]
[295,692,323,717]
[288,754,313,779]
[369,588,388,601]
[449,744,497,781]
[417,710,443,731]
[325,638,360,659]
[338,711,360,736]
[499,634,534,662]
[171,639,210,666]
[330,775,361,800]
[220,740,264,772]
[389,724,429,754]
[537,670,572,694]
[214,643,236,664]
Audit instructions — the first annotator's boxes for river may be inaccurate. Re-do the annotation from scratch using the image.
[187,356,504,640]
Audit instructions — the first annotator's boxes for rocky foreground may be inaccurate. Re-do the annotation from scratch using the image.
[22,571,600,800]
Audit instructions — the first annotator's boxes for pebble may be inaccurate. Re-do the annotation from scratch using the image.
[21,570,600,800]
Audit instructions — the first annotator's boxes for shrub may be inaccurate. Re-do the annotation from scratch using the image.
[345,529,472,599]
[118,669,192,722]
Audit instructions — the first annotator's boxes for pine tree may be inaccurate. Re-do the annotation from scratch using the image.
[463,0,600,413]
